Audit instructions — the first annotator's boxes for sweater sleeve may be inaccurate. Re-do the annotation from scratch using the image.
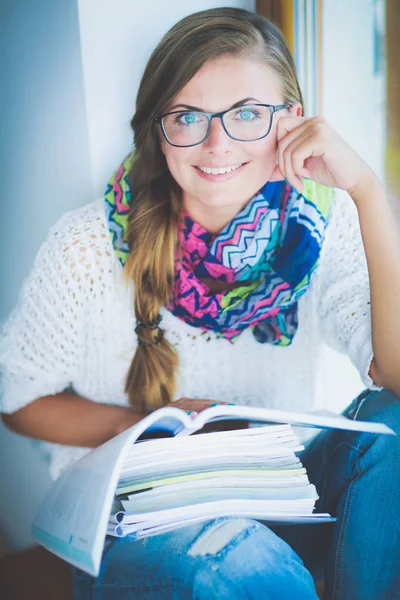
[317,188,381,390]
[0,209,90,413]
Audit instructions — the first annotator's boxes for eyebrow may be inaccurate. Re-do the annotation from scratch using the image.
[167,97,261,112]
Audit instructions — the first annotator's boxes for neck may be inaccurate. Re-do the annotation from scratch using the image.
[183,197,250,235]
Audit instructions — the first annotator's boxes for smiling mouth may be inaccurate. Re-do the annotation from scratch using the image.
[194,163,247,175]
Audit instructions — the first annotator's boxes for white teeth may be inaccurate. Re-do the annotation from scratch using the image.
[198,164,242,175]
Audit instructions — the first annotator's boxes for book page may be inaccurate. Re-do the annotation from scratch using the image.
[108,513,336,540]
[31,406,190,576]
[187,404,395,436]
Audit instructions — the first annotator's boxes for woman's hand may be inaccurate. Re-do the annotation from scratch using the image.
[270,116,379,199]
[116,398,230,436]
[167,397,230,418]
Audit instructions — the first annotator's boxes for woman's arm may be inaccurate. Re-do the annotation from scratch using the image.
[1,394,226,447]
[1,393,145,447]
[273,115,400,395]
[350,177,400,395]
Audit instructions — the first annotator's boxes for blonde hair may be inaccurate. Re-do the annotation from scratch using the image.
[124,7,303,411]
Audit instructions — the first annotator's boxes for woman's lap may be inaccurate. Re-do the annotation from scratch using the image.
[72,388,400,600]
[278,387,400,599]
[73,517,318,599]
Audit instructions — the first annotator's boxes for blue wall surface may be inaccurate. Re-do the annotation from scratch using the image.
[0,0,93,321]
[0,0,93,549]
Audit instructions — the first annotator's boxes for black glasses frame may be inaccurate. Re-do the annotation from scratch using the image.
[155,103,290,148]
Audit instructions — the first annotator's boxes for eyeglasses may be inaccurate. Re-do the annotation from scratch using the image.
[155,103,290,148]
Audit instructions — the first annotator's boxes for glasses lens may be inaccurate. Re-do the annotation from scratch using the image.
[223,105,272,141]
[162,111,209,146]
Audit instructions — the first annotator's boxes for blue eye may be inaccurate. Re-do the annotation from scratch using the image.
[239,109,253,120]
[173,112,199,127]
[183,113,196,124]
[237,107,262,122]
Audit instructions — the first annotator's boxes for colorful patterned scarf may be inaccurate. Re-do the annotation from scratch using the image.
[105,152,334,345]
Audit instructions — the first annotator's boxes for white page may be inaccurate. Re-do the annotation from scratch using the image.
[121,441,303,470]
[119,451,303,482]
[128,423,295,450]
[120,450,303,478]
[116,462,305,495]
[31,407,188,576]
[186,405,395,436]
[122,437,301,466]
[111,500,321,541]
[117,498,318,526]
[121,483,318,513]
[125,473,310,500]
[123,427,299,461]
[108,513,336,539]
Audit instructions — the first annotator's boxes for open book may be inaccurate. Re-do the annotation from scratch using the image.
[32,403,394,577]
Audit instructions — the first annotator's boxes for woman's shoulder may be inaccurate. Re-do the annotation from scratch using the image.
[42,198,114,264]
[49,198,109,241]
[23,198,119,296]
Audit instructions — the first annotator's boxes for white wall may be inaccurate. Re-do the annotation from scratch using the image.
[322,0,385,178]
[317,0,386,412]
[0,0,93,551]
[77,0,255,197]
[0,0,254,550]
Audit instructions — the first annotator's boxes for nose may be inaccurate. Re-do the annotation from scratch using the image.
[203,116,232,154]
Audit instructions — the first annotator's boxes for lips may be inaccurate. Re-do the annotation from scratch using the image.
[196,163,243,175]
[193,162,248,181]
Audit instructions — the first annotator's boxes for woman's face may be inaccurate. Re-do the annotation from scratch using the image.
[159,55,301,232]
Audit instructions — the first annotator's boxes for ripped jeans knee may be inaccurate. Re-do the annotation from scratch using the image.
[73,517,319,600]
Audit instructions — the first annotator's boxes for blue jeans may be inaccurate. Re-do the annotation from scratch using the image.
[72,389,400,599]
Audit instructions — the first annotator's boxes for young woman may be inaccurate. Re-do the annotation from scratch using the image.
[1,7,400,599]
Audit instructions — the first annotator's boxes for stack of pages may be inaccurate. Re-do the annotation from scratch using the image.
[108,423,331,539]
[32,404,393,576]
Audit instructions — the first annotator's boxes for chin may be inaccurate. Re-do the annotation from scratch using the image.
[197,194,244,209]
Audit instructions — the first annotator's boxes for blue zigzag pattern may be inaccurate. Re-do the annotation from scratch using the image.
[221,213,280,271]
[104,152,334,346]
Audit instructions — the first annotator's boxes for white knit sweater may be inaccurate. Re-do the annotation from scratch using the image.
[0,189,378,479]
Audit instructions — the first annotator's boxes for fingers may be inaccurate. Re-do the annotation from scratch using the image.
[281,133,317,192]
[276,115,311,143]
[186,409,199,419]
[173,398,236,419]
[186,401,236,419]
[276,117,325,192]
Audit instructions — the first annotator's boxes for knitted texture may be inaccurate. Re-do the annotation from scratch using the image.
[0,189,378,480]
